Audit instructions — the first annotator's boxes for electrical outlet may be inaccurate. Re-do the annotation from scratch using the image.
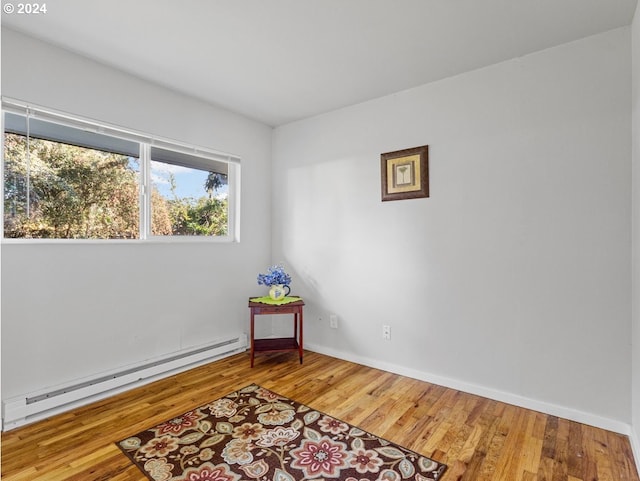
[382,325,391,340]
[330,314,338,329]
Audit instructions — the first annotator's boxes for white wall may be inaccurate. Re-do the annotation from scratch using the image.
[273,28,632,430]
[0,29,273,399]
[631,1,640,463]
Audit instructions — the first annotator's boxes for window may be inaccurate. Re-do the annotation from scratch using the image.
[149,147,230,237]
[2,100,240,241]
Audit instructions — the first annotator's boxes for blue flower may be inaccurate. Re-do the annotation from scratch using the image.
[257,265,292,287]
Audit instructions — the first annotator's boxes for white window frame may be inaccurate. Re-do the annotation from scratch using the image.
[1,98,241,243]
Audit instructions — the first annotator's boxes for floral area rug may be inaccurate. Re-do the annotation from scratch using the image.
[117,384,447,481]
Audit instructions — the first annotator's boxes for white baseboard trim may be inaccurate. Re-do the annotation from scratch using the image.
[630,426,640,475]
[305,343,633,436]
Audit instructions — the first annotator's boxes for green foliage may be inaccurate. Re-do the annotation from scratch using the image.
[167,196,228,236]
[3,134,228,238]
[3,134,141,238]
[204,172,228,199]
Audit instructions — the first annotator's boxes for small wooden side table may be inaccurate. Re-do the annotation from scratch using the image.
[248,297,304,367]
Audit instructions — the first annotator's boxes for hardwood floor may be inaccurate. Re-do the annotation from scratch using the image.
[1,350,638,480]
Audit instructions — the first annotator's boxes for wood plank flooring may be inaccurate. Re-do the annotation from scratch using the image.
[1,350,638,480]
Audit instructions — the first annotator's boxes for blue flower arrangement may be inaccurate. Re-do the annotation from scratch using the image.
[257,264,291,287]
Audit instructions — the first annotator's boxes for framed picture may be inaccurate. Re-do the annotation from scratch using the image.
[380,145,429,201]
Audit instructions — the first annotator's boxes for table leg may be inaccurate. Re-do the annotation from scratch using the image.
[299,308,303,364]
[250,310,255,368]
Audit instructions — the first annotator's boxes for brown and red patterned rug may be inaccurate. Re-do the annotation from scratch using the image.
[117,384,446,481]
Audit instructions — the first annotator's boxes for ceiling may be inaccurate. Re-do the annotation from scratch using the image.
[2,0,637,126]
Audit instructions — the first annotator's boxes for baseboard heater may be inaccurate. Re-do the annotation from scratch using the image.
[2,333,248,431]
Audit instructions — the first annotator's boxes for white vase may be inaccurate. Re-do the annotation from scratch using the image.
[268,284,290,300]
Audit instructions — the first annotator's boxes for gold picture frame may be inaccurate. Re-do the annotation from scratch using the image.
[381,145,429,201]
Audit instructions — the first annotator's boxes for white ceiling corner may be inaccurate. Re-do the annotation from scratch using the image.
[2,0,637,126]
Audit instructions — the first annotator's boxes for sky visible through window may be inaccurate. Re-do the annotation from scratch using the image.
[149,160,228,200]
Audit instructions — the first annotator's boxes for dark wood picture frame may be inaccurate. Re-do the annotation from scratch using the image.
[381,145,429,201]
